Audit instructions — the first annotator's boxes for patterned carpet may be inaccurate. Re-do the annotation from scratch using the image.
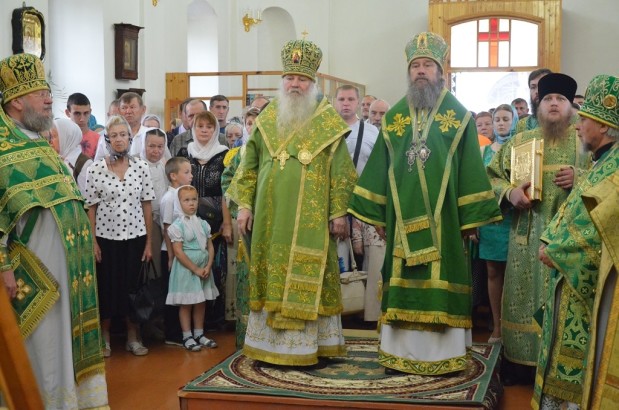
[183,338,503,409]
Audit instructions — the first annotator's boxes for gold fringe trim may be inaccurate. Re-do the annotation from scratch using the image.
[279,306,319,322]
[75,363,106,385]
[9,242,60,339]
[384,309,472,329]
[403,217,430,233]
[543,381,583,405]
[393,247,440,266]
[317,344,347,358]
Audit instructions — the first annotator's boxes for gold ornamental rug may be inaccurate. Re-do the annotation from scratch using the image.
[183,338,502,409]
[9,241,59,338]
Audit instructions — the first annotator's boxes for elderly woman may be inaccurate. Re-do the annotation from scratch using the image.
[224,122,243,148]
[140,127,169,279]
[85,115,156,357]
[50,118,93,195]
[188,110,230,329]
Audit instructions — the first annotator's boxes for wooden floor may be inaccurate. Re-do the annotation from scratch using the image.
[105,325,533,410]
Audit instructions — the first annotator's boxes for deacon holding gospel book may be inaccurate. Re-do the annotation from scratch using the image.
[486,73,592,385]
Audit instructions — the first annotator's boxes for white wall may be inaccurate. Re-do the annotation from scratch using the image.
[562,0,619,95]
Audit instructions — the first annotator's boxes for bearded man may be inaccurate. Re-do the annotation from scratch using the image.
[0,54,108,407]
[226,39,357,367]
[532,75,619,409]
[348,32,501,376]
[486,73,591,385]
[516,68,552,133]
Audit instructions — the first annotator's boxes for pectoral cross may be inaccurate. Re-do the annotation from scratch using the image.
[277,150,290,170]
[405,144,417,172]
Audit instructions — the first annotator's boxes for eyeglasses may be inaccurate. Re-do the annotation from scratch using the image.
[30,90,53,99]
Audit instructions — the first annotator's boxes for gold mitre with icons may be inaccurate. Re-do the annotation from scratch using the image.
[405,32,449,71]
[0,53,49,104]
[281,38,323,81]
[579,74,619,129]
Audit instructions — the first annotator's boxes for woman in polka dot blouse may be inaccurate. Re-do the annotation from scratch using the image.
[85,115,156,357]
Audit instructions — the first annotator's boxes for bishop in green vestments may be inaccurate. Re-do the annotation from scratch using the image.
[226,39,357,367]
[348,32,501,375]
[487,74,591,381]
[535,75,619,409]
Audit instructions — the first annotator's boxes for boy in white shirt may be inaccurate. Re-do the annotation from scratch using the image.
[160,156,193,345]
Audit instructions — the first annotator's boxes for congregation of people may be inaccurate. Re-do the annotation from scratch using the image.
[2,28,619,410]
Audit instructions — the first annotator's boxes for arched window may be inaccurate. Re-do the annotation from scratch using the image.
[429,0,561,112]
[451,18,538,69]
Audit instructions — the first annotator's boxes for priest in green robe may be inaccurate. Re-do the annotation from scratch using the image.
[0,54,108,408]
[582,171,619,410]
[348,32,501,375]
[226,39,357,367]
[486,73,591,384]
[534,74,619,409]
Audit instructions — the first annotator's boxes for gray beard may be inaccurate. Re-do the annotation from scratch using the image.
[22,102,53,133]
[407,76,444,109]
[276,84,318,132]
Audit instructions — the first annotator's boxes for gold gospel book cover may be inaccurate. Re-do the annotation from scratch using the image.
[510,138,544,201]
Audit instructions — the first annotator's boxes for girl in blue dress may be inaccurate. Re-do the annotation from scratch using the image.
[166,185,219,351]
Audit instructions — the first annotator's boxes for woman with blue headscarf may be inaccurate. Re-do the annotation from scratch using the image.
[479,103,519,344]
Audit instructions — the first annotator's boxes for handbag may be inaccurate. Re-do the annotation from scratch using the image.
[339,238,368,315]
[128,260,167,324]
[198,197,223,224]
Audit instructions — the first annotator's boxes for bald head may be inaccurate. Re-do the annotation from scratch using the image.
[369,99,390,128]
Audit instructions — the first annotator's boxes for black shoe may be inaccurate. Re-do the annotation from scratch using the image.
[384,367,404,375]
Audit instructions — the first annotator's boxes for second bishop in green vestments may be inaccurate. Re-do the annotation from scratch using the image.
[349,32,501,375]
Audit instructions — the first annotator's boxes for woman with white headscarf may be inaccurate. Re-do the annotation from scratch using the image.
[140,127,169,279]
[51,118,93,195]
[187,110,229,330]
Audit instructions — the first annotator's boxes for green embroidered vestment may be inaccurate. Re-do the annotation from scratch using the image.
[486,126,591,365]
[226,98,357,330]
[348,90,501,332]
[532,143,619,408]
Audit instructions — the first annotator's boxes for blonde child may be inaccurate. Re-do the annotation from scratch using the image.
[160,157,193,345]
[166,185,219,351]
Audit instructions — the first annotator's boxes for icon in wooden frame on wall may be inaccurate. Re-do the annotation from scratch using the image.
[114,23,143,80]
[12,6,46,61]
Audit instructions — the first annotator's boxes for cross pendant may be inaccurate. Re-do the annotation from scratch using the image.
[405,146,417,172]
[277,150,290,170]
